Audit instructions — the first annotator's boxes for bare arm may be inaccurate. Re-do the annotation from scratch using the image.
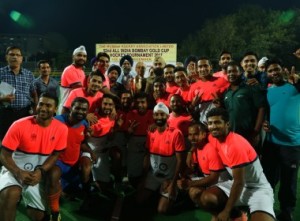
[189,171,220,188]
[254,107,265,133]
[177,170,220,190]
[170,152,185,187]
[0,148,22,178]
[81,142,96,163]
[0,148,35,185]
[38,151,60,172]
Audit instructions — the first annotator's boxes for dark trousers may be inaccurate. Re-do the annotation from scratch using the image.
[261,141,300,213]
[0,106,31,140]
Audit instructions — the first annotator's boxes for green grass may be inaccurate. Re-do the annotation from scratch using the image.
[15,170,300,221]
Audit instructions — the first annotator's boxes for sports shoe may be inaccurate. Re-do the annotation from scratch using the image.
[50,212,61,221]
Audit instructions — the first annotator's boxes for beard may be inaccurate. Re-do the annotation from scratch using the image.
[155,118,167,127]
[71,112,85,121]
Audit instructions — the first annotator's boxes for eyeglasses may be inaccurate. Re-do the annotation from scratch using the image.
[8,53,22,57]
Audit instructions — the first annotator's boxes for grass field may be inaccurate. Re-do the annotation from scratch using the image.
[15,170,300,221]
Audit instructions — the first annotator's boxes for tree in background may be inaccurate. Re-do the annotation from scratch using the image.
[179,5,300,68]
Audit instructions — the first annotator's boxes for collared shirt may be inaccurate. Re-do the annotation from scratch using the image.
[224,82,267,139]
[0,65,35,109]
[32,76,60,98]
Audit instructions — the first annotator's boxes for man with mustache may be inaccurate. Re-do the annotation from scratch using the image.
[107,64,125,96]
[199,107,275,221]
[145,56,166,94]
[58,45,87,114]
[0,46,36,141]
[261,58,300,221]
[62,70,104,125]
[47,97,92,221]
[213,50,232,81]
[136,102,185,214]
[0,93,68,221]
[124,92,154,187]
[81,94,117,193]
[188,57,229,124]
[240,51,268,88]
[222,61,267,151]
[32,60,60,99]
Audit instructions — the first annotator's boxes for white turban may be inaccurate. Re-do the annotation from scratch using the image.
[258,57,268,67]
[73,45,87,56]
[153,102,169,115]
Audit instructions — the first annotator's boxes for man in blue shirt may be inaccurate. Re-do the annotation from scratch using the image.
[32,60,59,98]
[262,58,300,221]
[0,46,36,140]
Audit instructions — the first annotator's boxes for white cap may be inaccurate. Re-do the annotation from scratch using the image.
[73,45,87,56]
[258,57,268,67]
[153,102,169,115]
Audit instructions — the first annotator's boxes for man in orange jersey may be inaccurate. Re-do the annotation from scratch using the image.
[163,64,179,94]
[58,45,87,114]
[0,93,68,221]
[136,102,185,214]
[46,97,93,220]
[174,67,191,104]
[188,57,229,123]
[81,94,117,192]
[200,108,275,221]
[177,123,229,205]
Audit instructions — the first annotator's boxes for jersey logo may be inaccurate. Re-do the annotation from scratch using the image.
[24,163,34,171]
[159,163,168,172]
[51,136,55,141]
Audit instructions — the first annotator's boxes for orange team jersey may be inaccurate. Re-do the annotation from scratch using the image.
[167,113,192,136]
[2,116,67,154]
[155,92,172,107]
[146,127,185,177]
[102,74,110,89]
[147,127,185,156]
[125,109,154,136]
[213,71,228,81]
[192,143,225,175]
[2,116,68,169]
[63,87,103,113]
[91,113,115,137]
[166,82,179,94]
[55,114,88,166]
[61,64,86,88]
[209,132,257,168]
[188,76,229,102]
[175,86,191,104]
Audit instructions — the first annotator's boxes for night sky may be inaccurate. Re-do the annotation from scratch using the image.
[2,0,300,54]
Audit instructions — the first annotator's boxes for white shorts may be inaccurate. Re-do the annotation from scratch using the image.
[127,136,146,177]
[0,167,46,211]
[85,136,111,183]
[215,180,275,217]
[144,171,178,200]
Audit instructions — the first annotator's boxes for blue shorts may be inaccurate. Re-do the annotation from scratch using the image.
[56,160,80,190]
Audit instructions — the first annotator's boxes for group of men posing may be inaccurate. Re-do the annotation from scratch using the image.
[0,45,300,221]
